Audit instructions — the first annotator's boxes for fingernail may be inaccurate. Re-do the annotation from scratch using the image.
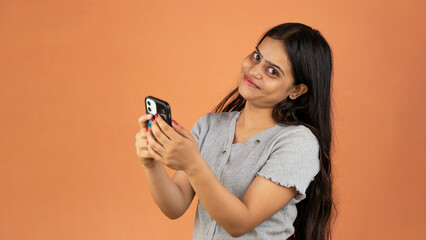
[155,113,159,119]
[147,141,149,145]
[172,120,178,125]
[145,127,148,132]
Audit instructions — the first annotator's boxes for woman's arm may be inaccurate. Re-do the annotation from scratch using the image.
[185,156,297,237]
[143,163,195,219]
[136,114,194,219]
[147,116,297,237]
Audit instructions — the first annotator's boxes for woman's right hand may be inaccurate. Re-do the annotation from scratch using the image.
[135,114,156,168]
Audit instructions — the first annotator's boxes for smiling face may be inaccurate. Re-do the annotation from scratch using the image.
[239,36,306,109]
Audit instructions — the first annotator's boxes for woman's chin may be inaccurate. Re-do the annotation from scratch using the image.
[238,84,257,100]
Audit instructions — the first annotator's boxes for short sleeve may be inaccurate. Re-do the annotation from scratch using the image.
[257,126,320,201]
[190,114,208,150]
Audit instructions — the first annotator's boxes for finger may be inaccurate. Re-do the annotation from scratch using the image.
[135,137,153,157]
[135,137,149,153]
[135,140,145,148]
[135,132,144,146]
[138,114,154,129]
[151,116,172,144]
[135,131,148,149]
[136,128,148,138]
[147,142,165,164]
[139,149,153,159]
[154,114,179,140]
[146,127,161,146]
[135,139,149,149]
[171,120,194,140]
[147,128,165,155]
[136,142,152,160]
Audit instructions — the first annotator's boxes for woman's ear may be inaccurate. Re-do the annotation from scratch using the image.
[289,84,308,100]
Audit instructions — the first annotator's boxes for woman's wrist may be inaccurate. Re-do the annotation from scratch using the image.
[141,159,160,169]
[183,154,207,178]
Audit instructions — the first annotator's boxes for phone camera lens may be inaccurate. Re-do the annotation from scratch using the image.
[147,101,151,106]
[147,107,152,112]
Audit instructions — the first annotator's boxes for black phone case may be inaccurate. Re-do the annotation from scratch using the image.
[145,96,172,126]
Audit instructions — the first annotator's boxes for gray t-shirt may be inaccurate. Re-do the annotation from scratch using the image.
[190,111,320,240]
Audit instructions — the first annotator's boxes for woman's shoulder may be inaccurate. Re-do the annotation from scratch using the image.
[196,111,240,126]
[274,123,319,145]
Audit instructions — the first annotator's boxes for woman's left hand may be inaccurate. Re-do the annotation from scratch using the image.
[146,114,201,172]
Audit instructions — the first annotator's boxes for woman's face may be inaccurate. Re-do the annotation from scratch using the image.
[239,36,297,109]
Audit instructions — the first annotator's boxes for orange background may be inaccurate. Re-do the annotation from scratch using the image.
[1,0,425,239]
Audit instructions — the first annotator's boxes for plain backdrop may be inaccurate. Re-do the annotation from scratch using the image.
[1,0,425,239]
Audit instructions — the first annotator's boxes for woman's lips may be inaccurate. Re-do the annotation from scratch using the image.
[243,75,259,89]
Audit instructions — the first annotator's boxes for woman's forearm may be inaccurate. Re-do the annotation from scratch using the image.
[143,162,191,219]
[185,155,251,236]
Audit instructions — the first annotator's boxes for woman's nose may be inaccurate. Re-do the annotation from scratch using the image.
[248,65,262,79]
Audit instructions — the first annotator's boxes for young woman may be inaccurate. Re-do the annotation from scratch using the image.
[135,22,335,240]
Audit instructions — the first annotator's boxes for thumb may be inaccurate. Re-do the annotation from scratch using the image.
[172,120,193,140]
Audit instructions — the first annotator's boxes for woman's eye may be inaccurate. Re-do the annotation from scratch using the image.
[251,51,279,77]
[252,52,260,61]
[268,67,279,76]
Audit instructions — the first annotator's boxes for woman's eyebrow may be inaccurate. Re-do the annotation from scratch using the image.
[256,46,285,76]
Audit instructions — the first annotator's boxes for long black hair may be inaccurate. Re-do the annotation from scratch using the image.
[214,23,336,240]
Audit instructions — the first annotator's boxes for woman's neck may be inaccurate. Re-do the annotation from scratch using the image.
[238,102,276,130]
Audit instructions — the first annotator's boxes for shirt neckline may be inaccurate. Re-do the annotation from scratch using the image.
[228,111,279,146]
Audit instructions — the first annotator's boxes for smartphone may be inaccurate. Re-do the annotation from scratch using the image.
[145,96,172,128]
